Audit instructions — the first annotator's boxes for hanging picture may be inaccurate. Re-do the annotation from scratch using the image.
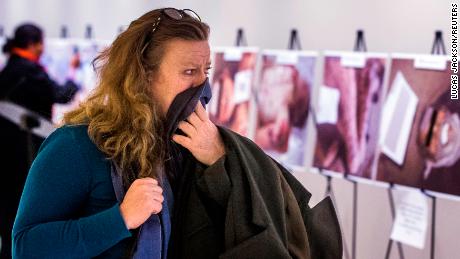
[255,50,317,166]
[375,54,460,196]
[313,51,387,178]
[41,38,110,123]
[208,47,259,137]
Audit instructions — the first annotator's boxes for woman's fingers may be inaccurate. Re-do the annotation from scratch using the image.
[173,134,192,150]
[187,112,201,127]
[195,102,208,121]
[178,121,196,136]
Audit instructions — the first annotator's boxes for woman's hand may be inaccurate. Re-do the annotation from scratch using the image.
[119,177,163,230]
[173,102,226,166]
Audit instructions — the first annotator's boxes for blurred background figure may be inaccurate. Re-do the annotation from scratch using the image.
[0,23,80,258]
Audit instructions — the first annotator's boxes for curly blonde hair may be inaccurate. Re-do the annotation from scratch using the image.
[63,9,209,185]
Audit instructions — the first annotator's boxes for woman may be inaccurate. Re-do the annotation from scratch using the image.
[0,23,80,120]
[0,23,79,258]
[12,8,223,258]
[14,8,342,259]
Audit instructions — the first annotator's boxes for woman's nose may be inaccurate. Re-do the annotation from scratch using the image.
[194,71,207,86]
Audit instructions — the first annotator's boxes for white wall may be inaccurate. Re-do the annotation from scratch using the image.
[1,1,457,258]
[0,0,452,54]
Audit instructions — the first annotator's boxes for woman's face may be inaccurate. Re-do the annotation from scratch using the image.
[151,39,211,116]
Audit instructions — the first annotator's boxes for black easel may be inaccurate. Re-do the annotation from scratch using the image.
[118,26,125,35]
[419,33,445,258]
[422,189,436,259]
[235,28,247,47]
[85,25,93,40]
[314,30,369,258]
[384,31,444,259]
[343,172,358,259]
[333,29,372,259]
[60,26,68,39]
[384,183,405,259]
[413,34,444,259]
[354,29,367,52]
[288,29,302,50]
[431,30,446,55]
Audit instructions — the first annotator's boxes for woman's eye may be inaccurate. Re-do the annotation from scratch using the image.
[185,69,195,75]
[205,67,212,75]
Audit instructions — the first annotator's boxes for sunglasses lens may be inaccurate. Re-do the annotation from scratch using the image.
[183,9,201,21]
[164,8,183,20]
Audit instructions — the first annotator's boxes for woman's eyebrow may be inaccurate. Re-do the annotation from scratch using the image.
[180,61,212,67]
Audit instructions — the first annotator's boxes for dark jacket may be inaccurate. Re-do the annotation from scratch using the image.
[0,54,78,120]
[0,54,78,258]
[168,126,343,259]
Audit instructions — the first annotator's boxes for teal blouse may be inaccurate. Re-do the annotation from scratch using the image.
[12,125,133,258]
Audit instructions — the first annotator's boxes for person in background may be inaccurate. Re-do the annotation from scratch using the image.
[0,23,80,119]
[0,23,79,258]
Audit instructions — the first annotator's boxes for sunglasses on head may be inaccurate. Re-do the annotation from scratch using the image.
[141,8,201,55]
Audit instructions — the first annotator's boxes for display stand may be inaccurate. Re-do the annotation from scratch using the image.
[422,189,436,259]
[420,31,444,259]
[431,30,446,55]
[85,25,93,39]
[343,172,358,259]
[287,29,302,50]
[385,31,444,259]
[313,30,369,259]
[383,183,405,259]
[235,28,247,47]
[309,104,354,259]
[118,26,124,34]
[353,29,367,52]
[60,26,68,38]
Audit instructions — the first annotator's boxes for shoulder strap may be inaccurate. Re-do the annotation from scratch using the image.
[110,162,125,203]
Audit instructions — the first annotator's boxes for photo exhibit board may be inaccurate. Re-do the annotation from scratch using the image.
[376,54,459,196]
[40,38,110,123]
[208,47,259,137]
[312,51,388,178]
[254,50,317,166]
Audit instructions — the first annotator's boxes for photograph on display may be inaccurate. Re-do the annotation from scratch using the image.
[40,38,109,123]
[376,55,460,196]
[254,50,316,166]
[208,47,258,137]
[313,52,387,178]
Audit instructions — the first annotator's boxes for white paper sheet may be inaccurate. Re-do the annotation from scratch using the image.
[379,72,418,165]
[233,70,253,104]
[276,52,299,65]
[223,48,243,61]
[316,86,340,124]
[340,53,366,68]
[390,189,429,249]
[414,55,447,71]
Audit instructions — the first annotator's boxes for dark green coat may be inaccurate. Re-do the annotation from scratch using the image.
[168,126,342,259]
